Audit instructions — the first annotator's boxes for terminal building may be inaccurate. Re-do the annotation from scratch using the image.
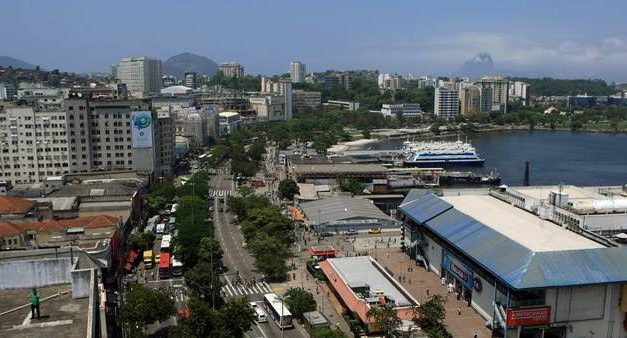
[398,189,627,338]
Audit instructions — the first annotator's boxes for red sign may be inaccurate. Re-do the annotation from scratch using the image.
[507,307,551,327]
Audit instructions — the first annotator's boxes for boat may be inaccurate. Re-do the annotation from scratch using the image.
[401,139,485,168]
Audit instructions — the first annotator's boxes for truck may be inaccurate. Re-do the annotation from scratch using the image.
[143,250,154,268]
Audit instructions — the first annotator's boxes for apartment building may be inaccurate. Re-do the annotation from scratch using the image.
[219,62,244,78]
[114,57,163,98]
[460,85,481,115]
[434,87,460,119]
[480,76,509,113]
[292,90,321,113]
[290,61,306,83]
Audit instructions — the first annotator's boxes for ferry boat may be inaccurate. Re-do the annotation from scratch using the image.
[402,140,485,168]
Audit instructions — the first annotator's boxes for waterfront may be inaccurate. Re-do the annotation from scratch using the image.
[371,131,627,186]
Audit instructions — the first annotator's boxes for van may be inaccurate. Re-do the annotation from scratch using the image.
[249,302,267,323]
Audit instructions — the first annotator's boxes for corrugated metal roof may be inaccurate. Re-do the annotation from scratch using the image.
[300,196,392,225]
[400,191,627,290]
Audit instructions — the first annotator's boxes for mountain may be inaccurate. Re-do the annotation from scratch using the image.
[456,53,496,80]
[0,55,35,70]
[163,52,218,79]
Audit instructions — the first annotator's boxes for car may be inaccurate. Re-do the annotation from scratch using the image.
[320,232,334,237]
[345,229,358,235]
[368,228,382,234]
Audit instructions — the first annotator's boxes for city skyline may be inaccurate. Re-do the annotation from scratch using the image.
[2,1,627,81]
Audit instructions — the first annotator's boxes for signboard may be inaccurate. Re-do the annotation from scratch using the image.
[506,307,551,327]
[442,253,474,290]
[131,111,153,148]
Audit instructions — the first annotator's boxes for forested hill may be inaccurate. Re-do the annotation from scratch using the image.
[509,77,615,96]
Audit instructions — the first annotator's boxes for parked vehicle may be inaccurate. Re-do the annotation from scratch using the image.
[368,228,382,234]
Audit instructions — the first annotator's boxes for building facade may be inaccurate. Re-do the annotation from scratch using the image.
[480,76,509,113]
[219,112,241,135]
[460,85,481,115]
[184,72,197,89]
[290,61,306,83]
[381,104,423,118]
[292,90,321,113]
[114,57,163,98]
[509,81,530,106]
[219,62,244,78]
[434,87,460,119]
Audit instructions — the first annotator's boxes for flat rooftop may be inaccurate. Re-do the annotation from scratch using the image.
[0,285,89,338]
[328,256,416,307]
[513,185,603,201]
[442,195,604,252]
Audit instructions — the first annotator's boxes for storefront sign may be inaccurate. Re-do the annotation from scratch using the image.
[442,253,474,290]
[506,306,551,327]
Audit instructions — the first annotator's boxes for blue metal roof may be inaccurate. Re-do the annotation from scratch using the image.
[399,191,627,290]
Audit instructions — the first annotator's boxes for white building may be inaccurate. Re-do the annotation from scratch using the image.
[434,87,459,119]
[258,77,293,121]
[509,81,531,106]
[219,112,241,135]
[381,104,423,118]
[114,57,163,98]
[160,85,193,96]
[400,189,627,338]
[378,73,404,91]
[290,61,306,83]
[219,62,244,78]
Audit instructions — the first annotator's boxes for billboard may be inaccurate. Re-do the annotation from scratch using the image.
[506,306,551,327]
[131,111,153,148]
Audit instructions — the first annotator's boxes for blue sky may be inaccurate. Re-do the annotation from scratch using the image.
[3,0,627,81]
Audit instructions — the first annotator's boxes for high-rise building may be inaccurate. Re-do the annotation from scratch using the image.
[323,73,351,91]
[480,76,509,113]
[480,87,493,113]
[115,57,163,98]
[378,74,405,91]
[219,62,244,78]
[460,85,481,115]
[0,83,17,101]
[184,72,197,89]
[434,87,459,119]
[258,77,292,120]
[290,61,306,83]
[162,75,176,88]
[292,90,322,113]
[509,81,530,106]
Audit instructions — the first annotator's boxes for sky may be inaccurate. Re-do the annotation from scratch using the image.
[2,0,627,81]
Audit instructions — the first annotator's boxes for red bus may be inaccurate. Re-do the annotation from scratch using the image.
[159,253,171,279]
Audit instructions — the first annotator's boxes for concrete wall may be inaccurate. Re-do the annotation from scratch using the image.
[471,273,494,322]
[0,257,72,289]
[423,234,442,275]
[71,266,93,298]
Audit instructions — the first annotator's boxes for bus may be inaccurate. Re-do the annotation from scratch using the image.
[159,253,171,279]
[263,293,293,329]
[170,203,178,215]
[143,250,154,268]
[156,223,166,238]
[160,234,172,253]
[171,256,183,277]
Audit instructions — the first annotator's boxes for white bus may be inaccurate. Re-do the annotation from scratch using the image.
[156,223,166,235]
[170,203,178,215]
[161,234,172,253]
[171,256,183,277]
[263,293,293,329]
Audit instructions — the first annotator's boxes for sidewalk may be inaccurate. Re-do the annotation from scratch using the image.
[373,248,491,338]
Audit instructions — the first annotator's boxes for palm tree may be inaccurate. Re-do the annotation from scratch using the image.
[367,303,401,337]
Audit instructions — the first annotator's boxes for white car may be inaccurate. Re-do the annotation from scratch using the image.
[249,302,267,323]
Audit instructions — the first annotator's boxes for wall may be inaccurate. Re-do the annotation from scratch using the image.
[470,273,494,322]
[423,234,442,275]
[71,263,93,299]
[0,257,72,289]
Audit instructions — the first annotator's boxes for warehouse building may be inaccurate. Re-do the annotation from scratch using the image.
[300,196,395,233]
[398,189,627,338]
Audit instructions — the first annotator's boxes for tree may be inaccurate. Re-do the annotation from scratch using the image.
[337,175,364,196]
[413,294,448,338]
[367,304,401,337]
[278,179,300,200]
[312,327,348,338]
[249,232,290,281]
[198,237,223,265]
[171,298,256,338]
[184,262,224,308]
[122,283,175,336]
[283,287,317,320]
[129,232,156,251]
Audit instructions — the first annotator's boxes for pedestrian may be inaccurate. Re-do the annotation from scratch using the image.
[441,277,446,286]
[28,288,41,319]
[457,307,461,316]
[426,287,430,296]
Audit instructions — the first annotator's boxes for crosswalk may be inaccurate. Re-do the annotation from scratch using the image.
[221,282,273,298]
[208,189,233,198]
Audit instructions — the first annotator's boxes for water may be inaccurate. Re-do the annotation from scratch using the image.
[372,131,627,186]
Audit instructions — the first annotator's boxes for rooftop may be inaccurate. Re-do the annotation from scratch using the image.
[291,163,388,175]
[300,196,392,225]
[323,256,417,307]
[0,285,89,338]
[441,195,603,252]
[48,182,138,198]
[0,215,119,237]
[0,196,36,215]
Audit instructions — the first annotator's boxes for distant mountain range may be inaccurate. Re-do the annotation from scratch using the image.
[163,52,218,79]
[0,55,36,70]
[455,52,534,79]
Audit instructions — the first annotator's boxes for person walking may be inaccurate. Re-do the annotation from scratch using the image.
[28,288,41,319]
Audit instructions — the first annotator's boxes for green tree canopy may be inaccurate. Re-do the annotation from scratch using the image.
[283,287,317,320]
[278,179,300,200]
[123,283,175,336]
[367,304,401,337]
[312,327,348,338]
[170,298,256,338]
[413,294,448,338]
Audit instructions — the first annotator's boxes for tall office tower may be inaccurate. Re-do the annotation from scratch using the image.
[290,61,306,83]
[460,85,481,115]
[219,62,244,78]
[434,87,460,119]
[184,72,197,89]
[115,57,163,98]
[480,76,509,113]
